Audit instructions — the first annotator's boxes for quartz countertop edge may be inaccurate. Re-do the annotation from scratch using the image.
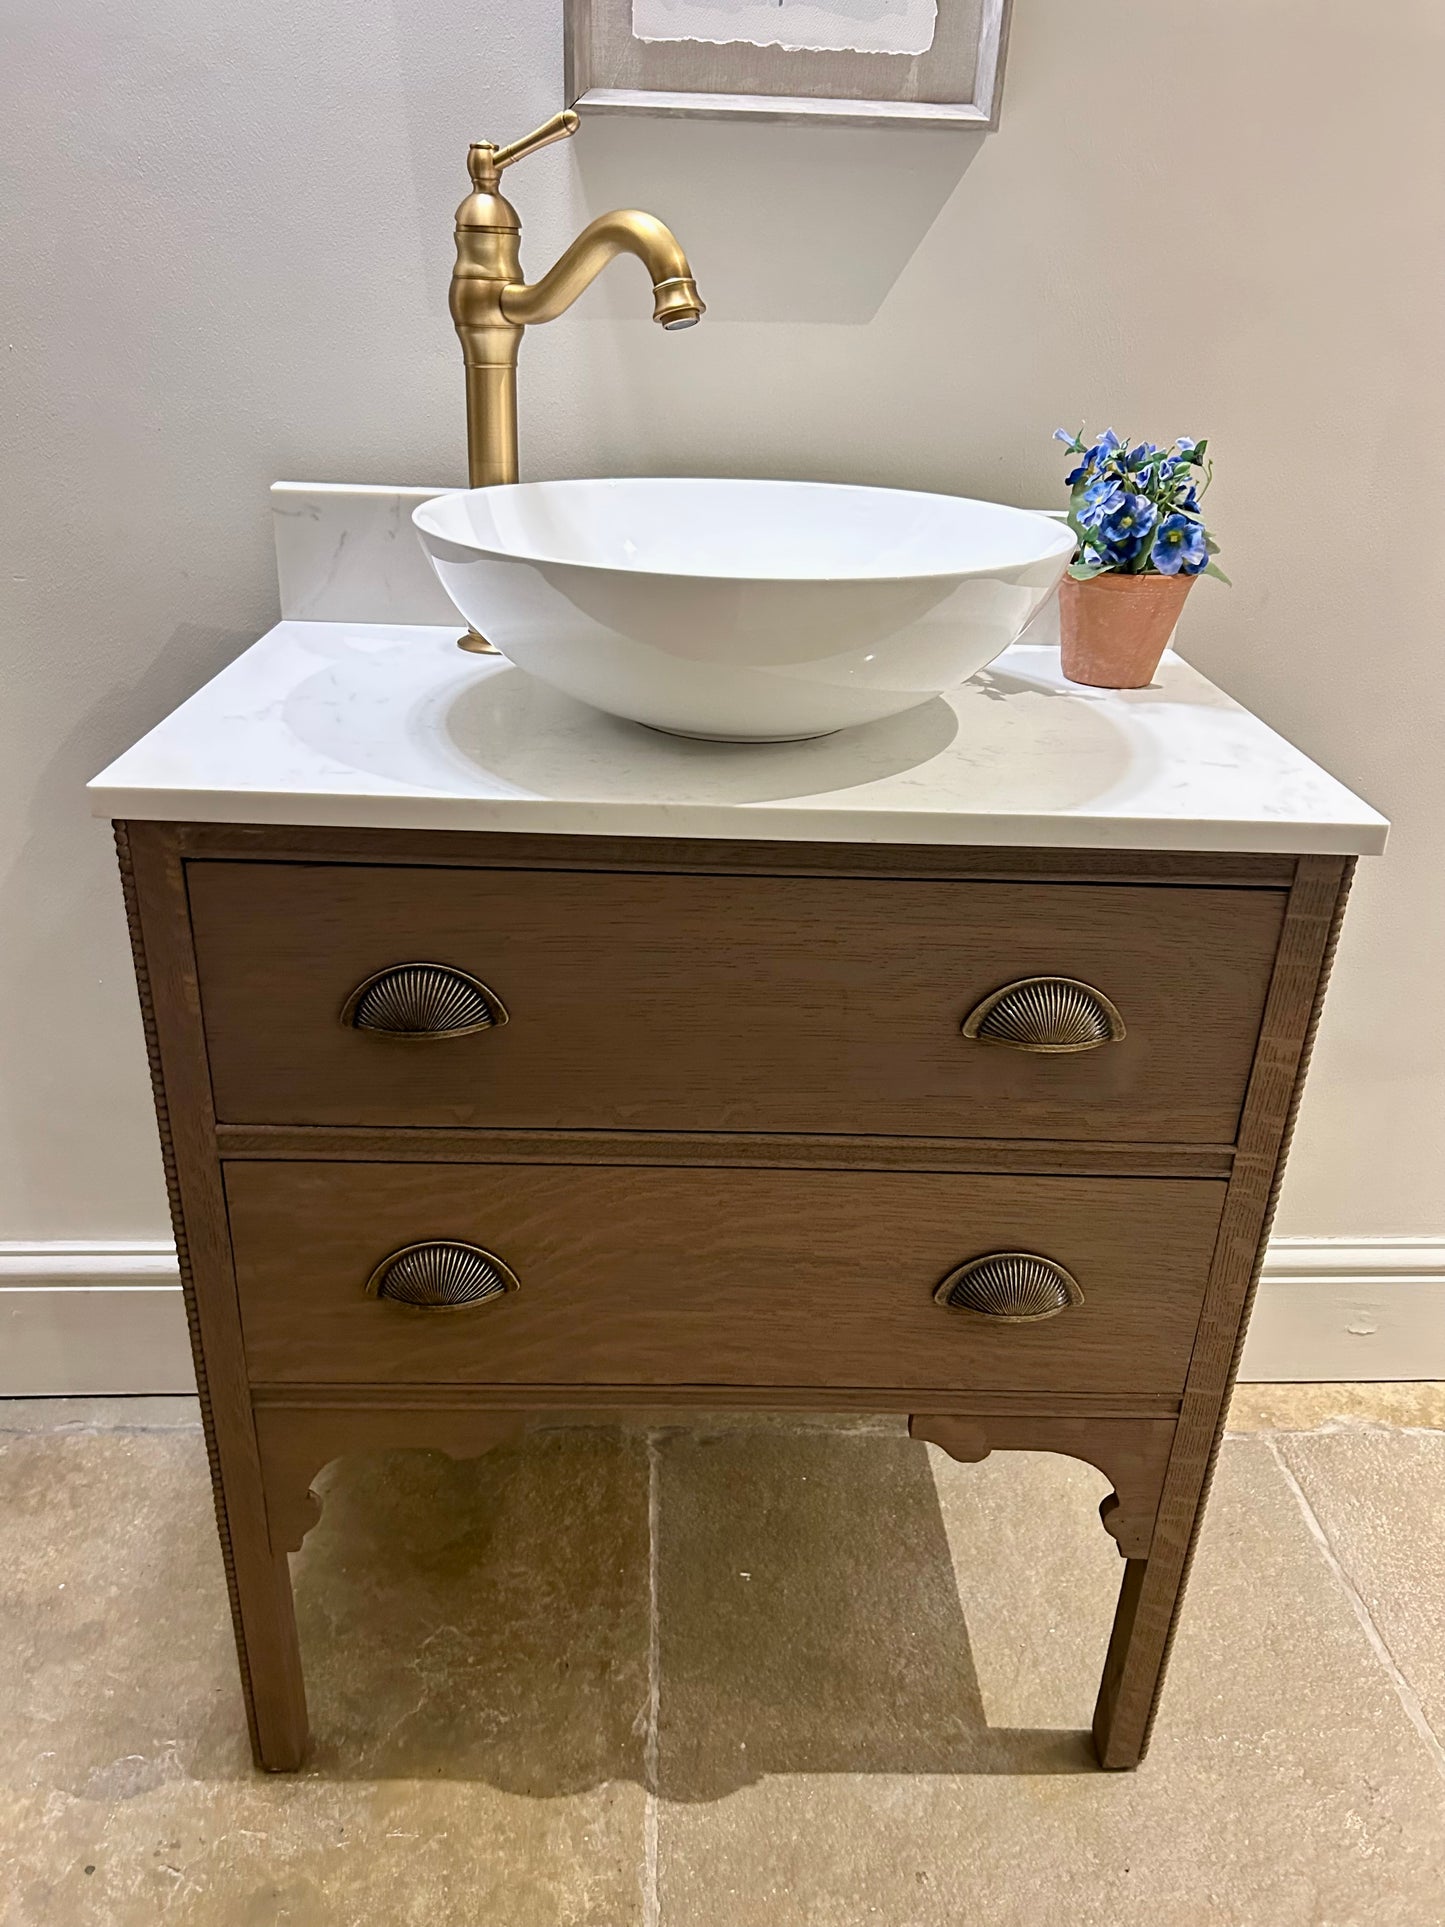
[88,619,1389,857]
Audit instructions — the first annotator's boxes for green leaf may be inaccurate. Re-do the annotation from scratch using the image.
[1203,561,1232,585]
[1065,501,1097,549]
[1068,558,1110,581]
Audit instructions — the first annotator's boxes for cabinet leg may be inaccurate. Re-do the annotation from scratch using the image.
[233,1541,309,1771]
[195,1418,309,1768]
[200,1416,308,1769]
[117,821,310,1772]
[1091,1555,1184,1770]
[216,1472,309,1772]
[911,1412,1187,1769]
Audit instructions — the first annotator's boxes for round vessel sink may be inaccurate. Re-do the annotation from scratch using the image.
[414,477,1074,741]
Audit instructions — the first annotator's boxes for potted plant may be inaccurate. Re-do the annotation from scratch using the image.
[1053,427,1226,688]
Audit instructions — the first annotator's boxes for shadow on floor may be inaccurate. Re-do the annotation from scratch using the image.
[291,1426,1106,1795]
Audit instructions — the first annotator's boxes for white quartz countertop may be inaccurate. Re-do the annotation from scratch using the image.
[88,616,1387,855]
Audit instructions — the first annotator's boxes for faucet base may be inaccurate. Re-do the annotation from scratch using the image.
[457,628,500,655]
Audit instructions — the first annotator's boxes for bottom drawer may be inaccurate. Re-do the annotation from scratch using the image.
[228,1162,1224,1397]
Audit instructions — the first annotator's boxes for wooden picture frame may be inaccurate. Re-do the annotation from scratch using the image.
[565,0,1013,130]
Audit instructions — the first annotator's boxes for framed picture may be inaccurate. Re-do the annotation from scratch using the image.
[565,0,1013,130]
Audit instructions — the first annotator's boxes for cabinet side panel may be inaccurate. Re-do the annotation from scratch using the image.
[1094,854,1353,1765]
[115,820,306,1766]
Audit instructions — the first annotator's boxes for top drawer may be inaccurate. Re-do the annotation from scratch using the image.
[188,861,1284,1141]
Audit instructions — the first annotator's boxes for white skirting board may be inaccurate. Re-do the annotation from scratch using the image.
[2,1239,1444,1395]
[0,1246,195,1397]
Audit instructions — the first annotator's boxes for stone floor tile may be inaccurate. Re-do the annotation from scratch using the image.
[6,1398,1445,1927]
[651,1425,1095,1791]
[653,1429,1445,1927]
[1275,1425,1445,1748]
[0,1423,650,1927]
[1229,1382,1445,1433]
[296,1426,650,1789]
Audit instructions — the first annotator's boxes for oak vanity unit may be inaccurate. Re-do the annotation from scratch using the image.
[91,607,1386,1775]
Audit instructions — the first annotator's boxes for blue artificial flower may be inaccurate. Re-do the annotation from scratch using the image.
[1055,428,1093,485]
[1098,493,1157,560]
[1055,426,1220,579]
[1077,473,1126,528]
[1152,512,1209,575]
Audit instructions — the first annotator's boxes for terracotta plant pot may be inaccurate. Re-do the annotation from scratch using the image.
[1058,571,1196,689]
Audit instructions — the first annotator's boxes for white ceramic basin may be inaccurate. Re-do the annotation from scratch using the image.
[414,477,1074,740]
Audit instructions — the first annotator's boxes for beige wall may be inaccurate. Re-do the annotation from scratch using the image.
[2,0,1441,1244]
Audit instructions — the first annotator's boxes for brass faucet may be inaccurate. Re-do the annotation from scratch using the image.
[448,110,704,649]
[450,110,704,470]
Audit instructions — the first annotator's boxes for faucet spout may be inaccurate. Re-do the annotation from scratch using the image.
[502,210,705,331]
[447,117,704,654]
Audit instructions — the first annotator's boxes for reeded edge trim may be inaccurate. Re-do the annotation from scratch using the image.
[933,1250,1085,1323]
[364,1240,521,1312]
[339,962,510,1039]
[961,975,1126,1054]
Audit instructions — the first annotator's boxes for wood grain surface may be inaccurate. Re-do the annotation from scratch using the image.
[117,823,309,1770]
[226,1161,1225,1396]
[189,862,1286,1142]
[1090,854,1354,1768]
[166,821,1298,886]
[115,818,1353,1777]
[215,1123,1235,1179]
[249,1384,1182,1419]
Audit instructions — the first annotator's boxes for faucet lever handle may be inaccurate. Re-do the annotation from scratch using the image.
[493,109,579,172]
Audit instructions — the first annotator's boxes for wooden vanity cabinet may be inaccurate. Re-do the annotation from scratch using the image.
[115,818,1351,1775]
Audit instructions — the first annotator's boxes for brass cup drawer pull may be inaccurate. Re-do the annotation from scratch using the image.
[934,1251,1084,1323]
[341,963,508,1040]
[961,976,1125,1054]
[366,1241,520,1311]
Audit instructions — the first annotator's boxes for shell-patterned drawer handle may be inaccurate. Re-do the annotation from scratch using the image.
[961,976,1125,1054]
[341,963,508,1039]
[366,1240,520,1310]
[934,1252,1084,1323]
